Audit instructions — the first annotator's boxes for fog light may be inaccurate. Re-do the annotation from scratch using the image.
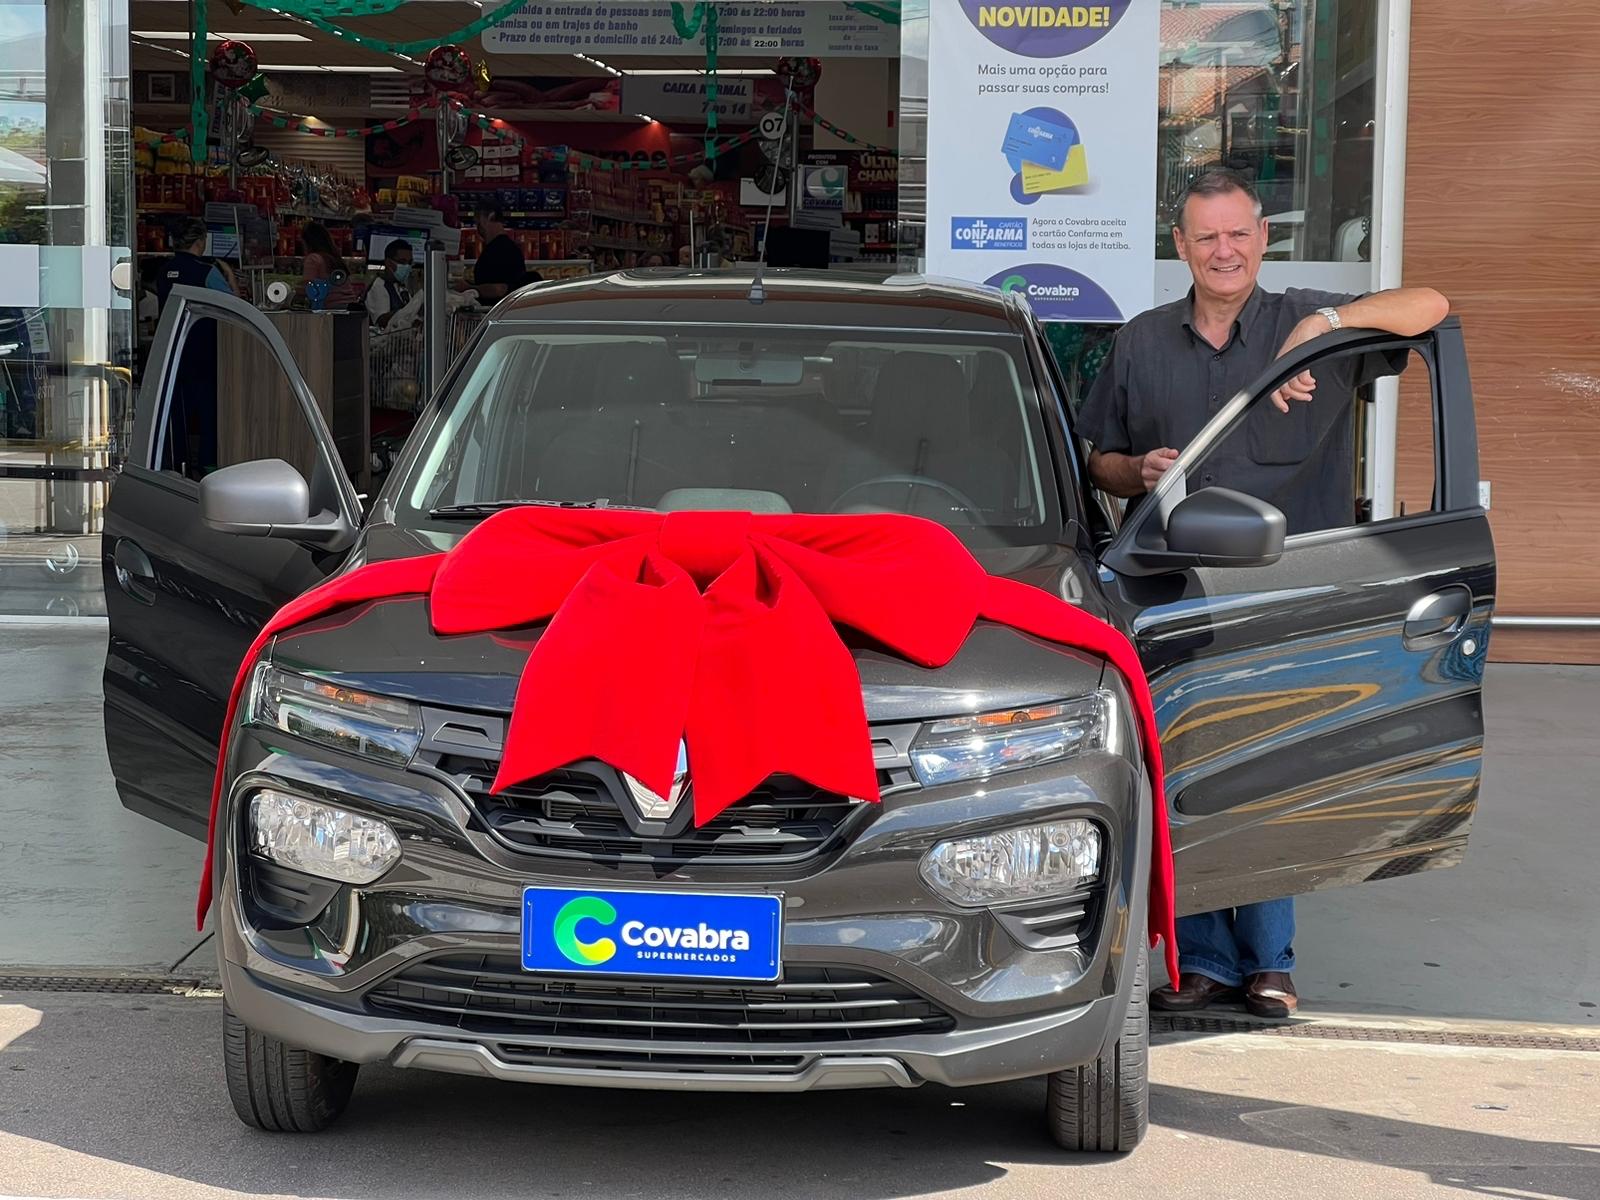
[248,789,401,885]
[920,819,1101,907]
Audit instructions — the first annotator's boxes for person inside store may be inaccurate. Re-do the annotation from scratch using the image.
[365,239,414,330]
[153,219,239,477]
[300,221,363,309]
[1076,166,1450,1020]
[471,203,539,301]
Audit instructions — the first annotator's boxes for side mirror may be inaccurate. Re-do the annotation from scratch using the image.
[200,459,355,550]
[1164,487,1286,567]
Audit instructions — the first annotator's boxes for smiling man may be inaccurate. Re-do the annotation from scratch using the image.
[1076,167,1450,1018]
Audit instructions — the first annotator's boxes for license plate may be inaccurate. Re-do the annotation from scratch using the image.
[521,885,782,982]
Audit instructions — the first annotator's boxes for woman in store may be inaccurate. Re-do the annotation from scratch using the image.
[300,221,363,310]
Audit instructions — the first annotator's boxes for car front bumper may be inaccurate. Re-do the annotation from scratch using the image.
[215,705,1151,1092]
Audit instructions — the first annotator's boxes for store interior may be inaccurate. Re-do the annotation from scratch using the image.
[128,1,907,483]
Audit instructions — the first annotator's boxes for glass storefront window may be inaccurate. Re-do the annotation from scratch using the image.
[0,0,134,618]
[1157,0,1376,262]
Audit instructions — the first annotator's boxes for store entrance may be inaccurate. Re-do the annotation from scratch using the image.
[128,2,907,496]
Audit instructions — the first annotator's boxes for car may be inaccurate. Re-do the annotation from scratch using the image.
[102,270,1495,1150]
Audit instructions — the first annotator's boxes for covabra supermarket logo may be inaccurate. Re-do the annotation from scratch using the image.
[991,264,1123,321]
[961,1,1132,58]
[951,216,1029,250]
[552,894,755,967]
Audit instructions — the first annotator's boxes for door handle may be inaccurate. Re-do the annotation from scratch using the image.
[112,538,157,606]
[1403,585,1471,648]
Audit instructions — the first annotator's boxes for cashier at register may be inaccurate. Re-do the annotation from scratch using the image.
[365,240,413,330]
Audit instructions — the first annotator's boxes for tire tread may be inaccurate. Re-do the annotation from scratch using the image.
[223,1003,357,1132]
[1045,942,1149,1153]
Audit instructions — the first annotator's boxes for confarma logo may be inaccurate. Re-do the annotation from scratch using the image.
[951,216,1028,251]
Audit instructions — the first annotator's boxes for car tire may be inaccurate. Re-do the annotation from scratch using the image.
[222,1002,358,1132]
[1044,940,1149,1153]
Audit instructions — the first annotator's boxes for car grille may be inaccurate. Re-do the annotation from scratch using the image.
[414,706,922,867]
[366,955,955,1044]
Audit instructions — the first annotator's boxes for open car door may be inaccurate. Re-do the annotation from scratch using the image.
[102,286,362,838]
[1096,318,1494,915]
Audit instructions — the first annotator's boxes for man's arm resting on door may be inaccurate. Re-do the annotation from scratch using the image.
[1088,447,1179,498]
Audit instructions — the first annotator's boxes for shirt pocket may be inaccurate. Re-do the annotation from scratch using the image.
[1246,397,1319,465]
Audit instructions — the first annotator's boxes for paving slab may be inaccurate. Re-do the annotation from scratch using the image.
[0,992,1595,1200]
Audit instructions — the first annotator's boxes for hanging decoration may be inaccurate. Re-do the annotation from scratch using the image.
[423,45,479,187]
[703,4,720,161]
[235,0,537,58]
[188,0,209,165]
[251,0,409,14]
[796,101,897,154]
[775,56,823,91]
[210,39,259,90]
[468,111,763,172]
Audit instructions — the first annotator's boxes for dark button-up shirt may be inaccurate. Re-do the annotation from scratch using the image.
[1077,286,1403,534]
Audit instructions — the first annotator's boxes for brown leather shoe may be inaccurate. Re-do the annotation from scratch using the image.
[1151,973,1243,1012]
[1244,971,1298,1019]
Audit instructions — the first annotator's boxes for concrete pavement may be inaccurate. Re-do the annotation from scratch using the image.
[0,992,1595,1200]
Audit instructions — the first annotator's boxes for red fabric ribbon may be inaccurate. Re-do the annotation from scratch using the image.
[200,509,1176,980]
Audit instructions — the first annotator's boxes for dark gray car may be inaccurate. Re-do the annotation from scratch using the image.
[102,271,1494,1151]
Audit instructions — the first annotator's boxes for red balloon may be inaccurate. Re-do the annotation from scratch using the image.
[210,39,258,90]
[424,44,473,94]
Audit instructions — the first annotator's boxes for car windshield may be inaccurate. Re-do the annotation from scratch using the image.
[396,325,1063,547]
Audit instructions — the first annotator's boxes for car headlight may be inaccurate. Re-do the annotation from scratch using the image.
[921,819,1101,907]
[248,788,401,885]
[908,691,1114,787]
[248,664,422,768]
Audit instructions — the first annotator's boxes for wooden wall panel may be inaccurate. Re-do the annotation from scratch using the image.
[1403,1,1600,663]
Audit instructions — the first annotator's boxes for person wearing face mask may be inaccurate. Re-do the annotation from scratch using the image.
[365,239,415,329]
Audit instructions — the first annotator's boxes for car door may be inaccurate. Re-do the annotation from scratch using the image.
[102,286,362,838]
[1093,318,1494,916]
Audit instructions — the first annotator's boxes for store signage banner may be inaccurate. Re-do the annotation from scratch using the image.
[925,1,1158,321]
[483,3,897,58]
[620,75,755,123]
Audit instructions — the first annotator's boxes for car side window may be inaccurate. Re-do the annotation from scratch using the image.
[153,313,330,486]
[1160,340,1441,538]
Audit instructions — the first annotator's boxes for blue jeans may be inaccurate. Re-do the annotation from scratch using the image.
[1177,898,1295,987]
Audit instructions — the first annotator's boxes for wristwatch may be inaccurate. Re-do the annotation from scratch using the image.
[1317,306,1343,330]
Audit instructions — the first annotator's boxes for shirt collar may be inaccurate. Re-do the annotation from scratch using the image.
[1181,284,1265,348]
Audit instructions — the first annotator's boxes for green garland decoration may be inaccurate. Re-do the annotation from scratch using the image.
[253,1,409,15]
[704,5,720,161]
[236,0,536,57]
[470,111,760,171]
[189,0,209,164]
[797,102,897,154]
[669,2,709,39]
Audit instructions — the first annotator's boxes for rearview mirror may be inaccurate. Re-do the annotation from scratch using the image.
[1165,487,1286,566]
[200,459,355,550]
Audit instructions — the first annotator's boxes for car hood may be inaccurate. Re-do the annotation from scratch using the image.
[267,523,1107,723]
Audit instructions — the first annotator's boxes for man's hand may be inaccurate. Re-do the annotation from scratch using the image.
[1141,447,1180,490]
[1269,313,1331,412]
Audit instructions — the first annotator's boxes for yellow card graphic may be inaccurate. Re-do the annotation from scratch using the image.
[1021,144,1089,195]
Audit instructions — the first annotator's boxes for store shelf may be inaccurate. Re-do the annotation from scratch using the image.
[587,237,672,253]
[590,210,678,227]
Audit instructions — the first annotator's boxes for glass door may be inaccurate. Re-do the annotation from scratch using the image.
[0,0,134,618]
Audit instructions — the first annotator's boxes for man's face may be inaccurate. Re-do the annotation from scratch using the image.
[1174,190,1268,304]
[389,248,412,276]
[477,214,501,240]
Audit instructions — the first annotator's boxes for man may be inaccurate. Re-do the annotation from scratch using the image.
[155,219,236,307]
[365,239,414,330]
[154,219,238,477]
[471,204,539,302]
[1077,167,1449,1018]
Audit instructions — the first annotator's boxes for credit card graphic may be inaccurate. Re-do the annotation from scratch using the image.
[1001,111,1075,171]
[1020,143,1090,194]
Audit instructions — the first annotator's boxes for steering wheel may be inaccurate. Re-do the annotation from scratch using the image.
[829,474,985,523]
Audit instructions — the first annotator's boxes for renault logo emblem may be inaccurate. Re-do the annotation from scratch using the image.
[622,740,690,820]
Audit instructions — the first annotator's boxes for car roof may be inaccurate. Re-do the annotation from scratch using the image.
[489,268,1031,335]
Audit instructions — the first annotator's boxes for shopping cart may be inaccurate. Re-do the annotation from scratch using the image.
[368,308,486,476]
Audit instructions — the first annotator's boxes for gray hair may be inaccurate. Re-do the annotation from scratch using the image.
[1173,168,1262,230]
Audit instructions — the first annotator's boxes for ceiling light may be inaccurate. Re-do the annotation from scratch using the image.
[133,31,312,43]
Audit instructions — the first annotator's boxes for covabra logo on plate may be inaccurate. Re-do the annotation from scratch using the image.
[951,216,1029,251]
[990,263,1123,322]
[527,886,783,981]
[961,1,1132,58]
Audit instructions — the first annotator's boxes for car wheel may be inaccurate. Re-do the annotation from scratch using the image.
[222,1002,358,1132]
[1044,940,1149,1153]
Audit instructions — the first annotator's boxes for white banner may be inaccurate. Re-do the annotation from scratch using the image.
[620,75,756,122]
[483,3,896,58]
[925,1,1158,322]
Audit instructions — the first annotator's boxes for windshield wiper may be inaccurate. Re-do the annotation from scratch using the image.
[428,498,652,519]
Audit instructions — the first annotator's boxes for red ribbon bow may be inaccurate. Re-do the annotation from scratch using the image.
[200,509,1176,980]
